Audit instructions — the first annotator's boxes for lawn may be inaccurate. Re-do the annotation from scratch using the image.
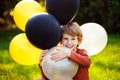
[0,29,120,80]
[89,34,120,80]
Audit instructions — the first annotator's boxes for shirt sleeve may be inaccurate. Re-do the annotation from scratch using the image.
[70,49,91,67]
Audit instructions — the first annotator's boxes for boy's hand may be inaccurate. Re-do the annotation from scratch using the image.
[50,46,71,62]
[39,49,48,63]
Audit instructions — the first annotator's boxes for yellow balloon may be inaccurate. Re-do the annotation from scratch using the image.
[13,0,45,31]
[9,33,43,65]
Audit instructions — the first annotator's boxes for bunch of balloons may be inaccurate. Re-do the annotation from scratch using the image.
[9,0,80,79]
[9,0,80,65]
[9,0,108,79]
[9,0,45,65]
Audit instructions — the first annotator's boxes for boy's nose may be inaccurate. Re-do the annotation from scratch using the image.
[68,40,72,44]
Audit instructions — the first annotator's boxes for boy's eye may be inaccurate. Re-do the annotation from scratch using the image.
[71,38,76,40]
[63,38,68,40]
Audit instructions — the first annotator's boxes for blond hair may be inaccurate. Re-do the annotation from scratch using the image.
[61,22,83,44]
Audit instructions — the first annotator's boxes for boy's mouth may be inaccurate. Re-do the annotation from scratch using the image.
[66,45,73,49]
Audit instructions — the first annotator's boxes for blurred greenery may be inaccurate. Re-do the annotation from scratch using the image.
[0,28,120,80]
[0,0,120,33]
[0,29,41,80]
[89,34,120,80]
[75,0,120,33]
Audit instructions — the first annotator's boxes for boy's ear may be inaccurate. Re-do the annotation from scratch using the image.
[78,41,82,46]
[59,41,62,44]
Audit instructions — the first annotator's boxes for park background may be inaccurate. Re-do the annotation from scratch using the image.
[0,0,120,80]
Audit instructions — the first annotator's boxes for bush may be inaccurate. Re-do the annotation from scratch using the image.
[74,0,120,34]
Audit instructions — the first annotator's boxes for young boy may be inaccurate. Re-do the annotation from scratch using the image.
[38,22,91,80]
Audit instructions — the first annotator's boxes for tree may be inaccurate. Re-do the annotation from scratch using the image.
[74,0,120,33]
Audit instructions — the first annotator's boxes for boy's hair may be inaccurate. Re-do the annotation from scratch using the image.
[61,22,83,44]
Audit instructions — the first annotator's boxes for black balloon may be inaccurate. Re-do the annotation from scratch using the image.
[46,0,80,25]
[25,12,61,49]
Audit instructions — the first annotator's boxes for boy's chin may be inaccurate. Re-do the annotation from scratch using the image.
[64,46,75,51]
[68,47,74,51]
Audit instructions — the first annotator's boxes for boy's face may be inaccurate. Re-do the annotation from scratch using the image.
[61,33,78,51]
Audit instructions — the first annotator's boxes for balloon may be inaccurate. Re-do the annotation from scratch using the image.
[25,12,61,49]
[42,46,78,80]
[9,33,43,65]
[13,0,45,31]
[46,0,80,25]
[79,22,108,56]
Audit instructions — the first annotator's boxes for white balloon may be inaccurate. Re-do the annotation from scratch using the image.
[42,46,78,80]
[79,22,108,56]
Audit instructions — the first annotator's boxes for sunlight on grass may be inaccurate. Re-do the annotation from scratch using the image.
[89,34,120,80]
[0,62,42,80]
[0,29,42,80]
[0,29,120,80]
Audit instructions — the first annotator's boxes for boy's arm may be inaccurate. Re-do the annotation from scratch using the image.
[70,49,91,67]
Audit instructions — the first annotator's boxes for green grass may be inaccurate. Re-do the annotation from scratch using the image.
[89,34,120,80]
[0,29,120,80]
[0,29,41,80]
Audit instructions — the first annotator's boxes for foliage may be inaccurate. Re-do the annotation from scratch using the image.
[74,0,120,33]
[0,0,120,33]
[0,0,44,29]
